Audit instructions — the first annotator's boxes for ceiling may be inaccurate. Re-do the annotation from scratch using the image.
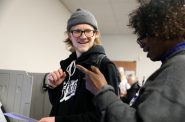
[59,0,139,35]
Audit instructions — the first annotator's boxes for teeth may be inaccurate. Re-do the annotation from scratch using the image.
[79,41,88,44]
[79,42,86,44]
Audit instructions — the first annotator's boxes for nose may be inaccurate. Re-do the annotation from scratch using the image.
[80,32,87,38]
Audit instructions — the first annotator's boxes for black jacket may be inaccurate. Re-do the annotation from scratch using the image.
[93,49,185,122]
[48,45,120,122]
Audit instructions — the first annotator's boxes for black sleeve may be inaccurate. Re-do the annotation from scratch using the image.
[48,59,69,116]
[48,86,62,105]
[48,57,72,105]
[99,58,121,95]
[48,85,63,116]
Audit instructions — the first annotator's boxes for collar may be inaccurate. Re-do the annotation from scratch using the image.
[160,41,185,63]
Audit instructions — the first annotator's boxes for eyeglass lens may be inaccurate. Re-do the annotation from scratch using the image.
[137,33,148,46]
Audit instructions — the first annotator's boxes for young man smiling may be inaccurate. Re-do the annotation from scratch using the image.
[38,8,120,122]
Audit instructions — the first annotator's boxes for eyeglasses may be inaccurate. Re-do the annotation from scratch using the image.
[137,36,145,46]
[137,33,149,46]
[70,29,96,38]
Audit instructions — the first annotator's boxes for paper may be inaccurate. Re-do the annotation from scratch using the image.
[0,101,7,122]
[4,113,37,122]
[0,110,7,122]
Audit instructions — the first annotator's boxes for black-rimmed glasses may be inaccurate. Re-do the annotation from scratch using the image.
[70,29,96,38]
[137,33,149,46]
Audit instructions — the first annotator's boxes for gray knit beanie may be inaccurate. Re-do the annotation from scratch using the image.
[67,8,98,31]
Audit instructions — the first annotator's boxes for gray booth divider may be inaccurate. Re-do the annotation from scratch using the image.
[0,69,51,122]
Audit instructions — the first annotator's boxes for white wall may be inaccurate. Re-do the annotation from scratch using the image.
[0,0,161,81]
[101,34,161,81]
[0,0,70,73]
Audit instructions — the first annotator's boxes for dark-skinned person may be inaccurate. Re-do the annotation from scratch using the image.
[38,8,120,122]
[77,0,185,121]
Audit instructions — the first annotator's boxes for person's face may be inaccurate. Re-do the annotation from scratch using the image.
[69,24,99,57]
[137,37,175,61]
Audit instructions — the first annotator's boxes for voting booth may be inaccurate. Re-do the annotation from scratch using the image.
[0,69,51,121]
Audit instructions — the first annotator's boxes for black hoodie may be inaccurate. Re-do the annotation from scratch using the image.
[48,45,120,122]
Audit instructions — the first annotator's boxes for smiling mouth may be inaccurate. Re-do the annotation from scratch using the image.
[79,42,87,44]
[78,40,90,44]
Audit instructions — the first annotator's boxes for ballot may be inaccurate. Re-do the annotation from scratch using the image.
[0,101,7,122]
[4,113,37,122]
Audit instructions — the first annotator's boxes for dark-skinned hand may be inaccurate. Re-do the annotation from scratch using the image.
[76,65,108,95]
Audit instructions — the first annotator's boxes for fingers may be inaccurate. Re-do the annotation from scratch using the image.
[48,74,54,81]
[58,69,64,77]
[54,69,64,80]
[76,65,100,74]
[51,69,64,80]
[90,65,101,74]
[48,69,66,86]
[62,72,67,79]
[38,117,55,122]
[53,71,60,81]
[76,65,92,75]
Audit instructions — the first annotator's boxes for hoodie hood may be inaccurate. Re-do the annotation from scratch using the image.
[60,45,106,70]
[77,45,105,61]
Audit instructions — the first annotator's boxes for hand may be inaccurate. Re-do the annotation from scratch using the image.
[47,69,66,88]
[76,65,107,95]
[38,117,55,122]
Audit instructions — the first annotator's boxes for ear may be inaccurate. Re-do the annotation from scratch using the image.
[95,31,100,38]
[68,32,72,40]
